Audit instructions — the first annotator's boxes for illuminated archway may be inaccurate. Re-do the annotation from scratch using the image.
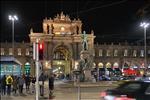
[24,62,31,75]
[113,62,119,68]
[52,45,71,74]
[98,63,104,68]
[106,62,111,68]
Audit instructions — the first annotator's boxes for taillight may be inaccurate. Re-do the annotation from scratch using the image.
[100,91,107,97]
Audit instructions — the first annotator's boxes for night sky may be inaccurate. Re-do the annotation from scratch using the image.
[1,0,150,44]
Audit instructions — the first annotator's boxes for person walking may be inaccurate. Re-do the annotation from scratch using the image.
[6,75,13,96]
[49,73,54,98]
[39,73,45,96]
[18,76,25,95]
[1,75,6,95]
[25,75,31,93]
[12,76,18,95]
[31,76,36,93]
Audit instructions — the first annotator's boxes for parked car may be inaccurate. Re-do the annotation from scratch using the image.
[99,75,111,81]
[135,76,150,82]
[100,81,150,100]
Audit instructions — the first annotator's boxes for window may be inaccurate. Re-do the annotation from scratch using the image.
[140,50,144,57]
[99,49,103,57]
[106,50,111,56]
[53,51,65,60]
[119,83,141,92]
[9,48,13,55]
[114,49,118,57]
[93,50,95,56]
[124,49,128,56]
[18,48,21,56]
[133,50,137,57]
[0,48,4,55]
[26,48,30,56]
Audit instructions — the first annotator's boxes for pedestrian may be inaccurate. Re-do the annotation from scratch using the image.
[31,76,36,93]
[6,75,13,95]
[25,75,31,93]
[49,73,54,98]
[39,73,45,96]
[12,76,18,94]
[1,75,6,95]
[18,76,25,94]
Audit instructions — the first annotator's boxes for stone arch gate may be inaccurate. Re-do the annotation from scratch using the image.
[29,12,95,75]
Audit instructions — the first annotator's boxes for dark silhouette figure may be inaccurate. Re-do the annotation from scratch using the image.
[1,75,6,95]
[49,73,54,99]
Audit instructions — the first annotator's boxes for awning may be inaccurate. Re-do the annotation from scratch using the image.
[0,56,22,65]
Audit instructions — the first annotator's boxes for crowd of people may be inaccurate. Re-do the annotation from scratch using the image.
[0,74,36,96]
[0,73,54,97]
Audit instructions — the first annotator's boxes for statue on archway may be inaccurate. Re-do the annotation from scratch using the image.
[81,31,88,51]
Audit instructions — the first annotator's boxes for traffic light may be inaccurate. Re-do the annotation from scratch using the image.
[39,43,44,60]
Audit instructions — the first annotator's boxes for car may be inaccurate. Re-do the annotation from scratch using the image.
[135,76,150,82]
[100,81,150,100]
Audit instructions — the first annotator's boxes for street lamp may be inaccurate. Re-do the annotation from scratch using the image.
[140,22,149,69]
[8,15,18,56]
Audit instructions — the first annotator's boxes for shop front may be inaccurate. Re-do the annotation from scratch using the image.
[98,63,105,76]
[113,62,121,76]
[105,62,113,76]
[0,56,22,76]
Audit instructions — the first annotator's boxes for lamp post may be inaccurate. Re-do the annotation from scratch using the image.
[8,15,18,56]
[140,22,149,70]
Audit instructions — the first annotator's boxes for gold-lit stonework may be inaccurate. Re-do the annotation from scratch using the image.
[29,12,95,75]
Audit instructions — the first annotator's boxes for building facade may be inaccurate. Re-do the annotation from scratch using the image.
[1,12,150,76]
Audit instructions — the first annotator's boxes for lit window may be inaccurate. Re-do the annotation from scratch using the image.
[0,48,4,55]
[114,49,118,57]
[26,48,30,56]
[93,50,95,56]
[133,50,137,57]
[18,48,21,56]
[61,26,65,31]
[124,49,128,56]
[9,48,13,55]
[106,50,111,56]
[99,49,103,56]
[140,50,144,57]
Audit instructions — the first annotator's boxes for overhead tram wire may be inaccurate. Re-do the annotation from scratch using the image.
[69,0,127,15]
[44,0,47,18]
[76,0,79,18]
[60,0,63,12]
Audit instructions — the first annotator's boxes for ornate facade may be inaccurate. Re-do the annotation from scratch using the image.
[1,12,150,76]
[29,12,95,75]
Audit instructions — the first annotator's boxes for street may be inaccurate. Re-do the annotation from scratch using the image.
[1,80,116,100]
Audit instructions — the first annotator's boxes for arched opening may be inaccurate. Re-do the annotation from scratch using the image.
[113,62,121,75]
[105,62,113,76]
[106,62,111,68]
[98,63,104,68]
[113,62,119,68]
[98,62,105,76]
[52,45,71,79]
[24,62,31,76]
